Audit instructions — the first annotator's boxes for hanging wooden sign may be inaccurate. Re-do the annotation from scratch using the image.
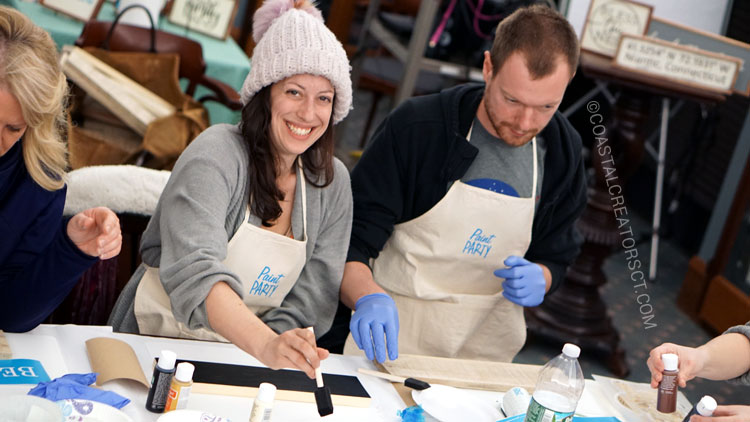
[648,17,750,96]
[167,0,238,40]
[613,34,741,94]
[580,0,653,58]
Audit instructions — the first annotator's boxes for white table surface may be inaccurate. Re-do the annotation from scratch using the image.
[1,325,409,421]
[1,325,616,422]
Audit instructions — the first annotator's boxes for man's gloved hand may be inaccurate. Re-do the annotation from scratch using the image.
[350,293,399,363]
[494,256,546,307]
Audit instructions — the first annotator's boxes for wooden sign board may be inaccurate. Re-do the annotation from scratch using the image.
[40,0,105,22]
[381,353,542,393]
[648,17,750,96]
[0,331,11,359]
[167,0,238,40]
[182,359,371,408]
[580,0,653,58]
[613,34,741,95]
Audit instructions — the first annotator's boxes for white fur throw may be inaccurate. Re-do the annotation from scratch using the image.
[63,165,171,216]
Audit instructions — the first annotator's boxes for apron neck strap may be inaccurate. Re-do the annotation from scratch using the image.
[297,157,308,240]
[530,137,537,197]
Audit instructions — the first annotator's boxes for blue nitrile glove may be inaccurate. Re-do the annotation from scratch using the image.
[350,293,399,363]
[494,256,546,307]
[28,373,130,409]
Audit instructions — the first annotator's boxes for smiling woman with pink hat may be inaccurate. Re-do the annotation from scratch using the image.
[110,0,353,379]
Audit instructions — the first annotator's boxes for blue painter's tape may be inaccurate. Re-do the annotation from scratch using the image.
[0,359,51,384]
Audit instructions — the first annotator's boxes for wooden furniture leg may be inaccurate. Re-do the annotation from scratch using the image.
[526,87,653,378]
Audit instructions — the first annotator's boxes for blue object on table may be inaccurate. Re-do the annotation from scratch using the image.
[0,359,50,384]
[399,405,426,422]
[28,373,130,409]
[498,416,621,422]
[0,0,249,126]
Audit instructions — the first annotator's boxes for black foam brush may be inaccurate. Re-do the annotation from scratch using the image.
[358,368,431,390]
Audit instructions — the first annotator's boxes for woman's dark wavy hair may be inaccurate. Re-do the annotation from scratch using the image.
[239,85,335,226]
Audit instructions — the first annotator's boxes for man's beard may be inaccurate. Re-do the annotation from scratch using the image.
[484,99,538,147]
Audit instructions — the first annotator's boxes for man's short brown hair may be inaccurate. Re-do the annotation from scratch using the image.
[490,5,579,79]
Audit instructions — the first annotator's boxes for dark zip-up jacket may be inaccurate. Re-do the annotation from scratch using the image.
[347,83,587,293]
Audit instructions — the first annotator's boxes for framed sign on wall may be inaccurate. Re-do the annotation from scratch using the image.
[580,0,653,58]
[40,0,105,22]
[167,0,238,40]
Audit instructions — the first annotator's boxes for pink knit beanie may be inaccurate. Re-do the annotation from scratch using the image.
[240,0,352,124]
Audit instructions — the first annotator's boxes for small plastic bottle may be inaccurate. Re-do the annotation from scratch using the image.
[165,362,195,412]
[249,382,276,422]
[682,395,717,421]
[524,343,585,422]
[145,350,177,413]
[657,353,679,413]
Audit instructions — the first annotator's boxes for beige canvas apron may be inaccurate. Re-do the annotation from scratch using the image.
[134,163,308,341]
[346,126,537,361]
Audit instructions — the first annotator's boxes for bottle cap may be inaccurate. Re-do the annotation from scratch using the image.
[174,362,195,382]
[696,395,717,416]
[257,382,277,402]
[661,353,679,371]
[562,343,581,358]
[158,350,177,370]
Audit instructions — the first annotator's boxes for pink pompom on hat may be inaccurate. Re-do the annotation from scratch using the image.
[240,0,352,124]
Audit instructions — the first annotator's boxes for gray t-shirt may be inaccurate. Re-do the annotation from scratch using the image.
[460,117,546,208]
[108,124,353,337]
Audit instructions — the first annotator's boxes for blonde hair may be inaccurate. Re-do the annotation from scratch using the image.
[0,6,68,191]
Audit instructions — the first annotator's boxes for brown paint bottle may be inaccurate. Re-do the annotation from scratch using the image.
[657,353,679,413]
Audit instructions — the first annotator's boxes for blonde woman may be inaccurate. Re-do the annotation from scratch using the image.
[0,6,121,332]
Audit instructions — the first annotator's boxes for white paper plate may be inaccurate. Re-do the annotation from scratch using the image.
[0,395,63,422]
[56,399,133,422]
[412,384,503,422]
[157,409,232,421]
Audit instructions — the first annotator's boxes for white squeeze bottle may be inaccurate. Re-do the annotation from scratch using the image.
[524,343,585,422]
[249,382,276,422]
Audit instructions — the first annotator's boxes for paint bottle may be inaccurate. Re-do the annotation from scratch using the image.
[145,350,177,413]
[682,395,717,421]
[657,353,679,413]
[165,362,194,412]
[249,382,276,422]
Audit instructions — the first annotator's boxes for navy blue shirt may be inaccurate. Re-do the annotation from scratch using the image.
[0,141,97,332]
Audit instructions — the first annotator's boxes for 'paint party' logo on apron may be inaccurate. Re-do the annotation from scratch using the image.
[462,228,495,258]
[249,266,284,297]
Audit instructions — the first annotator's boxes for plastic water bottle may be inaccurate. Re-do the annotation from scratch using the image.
[524,343,585,422]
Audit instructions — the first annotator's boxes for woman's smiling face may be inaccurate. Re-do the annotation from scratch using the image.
[269,74,334,164]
